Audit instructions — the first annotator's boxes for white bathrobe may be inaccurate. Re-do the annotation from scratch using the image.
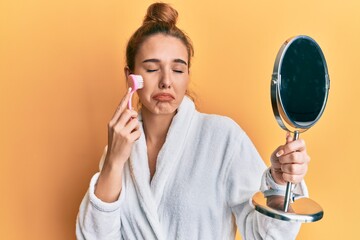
[76,96,307,240]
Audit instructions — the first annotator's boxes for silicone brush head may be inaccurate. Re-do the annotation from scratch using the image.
[128,74,144,93]
[127,74,144,110]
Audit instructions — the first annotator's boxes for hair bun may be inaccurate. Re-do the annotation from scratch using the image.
[143,3,178,26]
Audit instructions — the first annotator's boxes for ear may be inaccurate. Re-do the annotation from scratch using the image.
[124,66,131,79]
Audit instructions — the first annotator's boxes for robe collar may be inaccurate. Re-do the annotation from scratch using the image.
[129,96,196,239]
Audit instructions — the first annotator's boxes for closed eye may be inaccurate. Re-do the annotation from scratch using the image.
[173,69,184,73]
[146,69,158,73]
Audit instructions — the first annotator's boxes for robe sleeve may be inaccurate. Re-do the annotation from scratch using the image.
[76,147,125,240]
[226,133,306,240]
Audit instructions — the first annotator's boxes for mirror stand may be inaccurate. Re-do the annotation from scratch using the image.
[252,191,323,222]
[252,130,323,223]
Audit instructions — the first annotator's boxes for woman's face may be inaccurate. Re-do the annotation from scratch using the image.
[132,33,190,116]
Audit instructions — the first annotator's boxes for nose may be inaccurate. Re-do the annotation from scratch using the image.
[158,70,172,89]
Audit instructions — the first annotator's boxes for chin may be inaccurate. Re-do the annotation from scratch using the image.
[154,106,177,115]
[154,102,180,115]
[143,102,179,115]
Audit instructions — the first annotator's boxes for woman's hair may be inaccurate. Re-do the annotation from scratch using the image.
[126,2,194,72]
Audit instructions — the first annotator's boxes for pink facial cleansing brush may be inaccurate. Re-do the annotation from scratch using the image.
[127,74,144,110]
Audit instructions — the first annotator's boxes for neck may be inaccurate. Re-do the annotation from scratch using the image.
[141,108,176,145]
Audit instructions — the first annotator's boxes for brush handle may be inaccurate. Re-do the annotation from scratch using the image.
[127,92,133,110]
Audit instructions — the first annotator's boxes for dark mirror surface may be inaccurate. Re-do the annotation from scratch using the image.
[279,38,327,127]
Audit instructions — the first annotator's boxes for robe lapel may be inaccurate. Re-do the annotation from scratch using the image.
[129,97,196,239]
[130,126,164,240]
[150,97,196,206]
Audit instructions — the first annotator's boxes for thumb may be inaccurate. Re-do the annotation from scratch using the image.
[285,131,293,144]
[275,132,295,158]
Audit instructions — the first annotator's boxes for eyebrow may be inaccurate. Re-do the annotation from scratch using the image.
[174,59,188,65]
[142,58,188,65]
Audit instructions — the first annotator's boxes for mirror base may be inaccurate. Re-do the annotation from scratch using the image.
[252,191,323,222]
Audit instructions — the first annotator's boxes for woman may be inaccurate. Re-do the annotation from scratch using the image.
[76,3,309,240]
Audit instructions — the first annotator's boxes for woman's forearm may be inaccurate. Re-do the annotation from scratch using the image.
[95,160,125,203]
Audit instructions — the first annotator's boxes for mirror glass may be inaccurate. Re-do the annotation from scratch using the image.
[279,37,328,128]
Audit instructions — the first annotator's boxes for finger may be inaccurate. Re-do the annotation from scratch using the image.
[282,171,306,184]
[278,151,310,165]
[110,88,132,123]
[113,114,139,135]
[130,127,142,141]
[274,132,299,157]
[282,139,306,155]
[108,110,138,140]
[122,117,140,134]
[116,109,138,127]
[281,162,308,176]
[131,119,140,133]
[285,131,293,144]
[272,144,283,159]
[122,123,141,142]
[111,118,140,145]
[271,146,285,174]
[271,160,282,170]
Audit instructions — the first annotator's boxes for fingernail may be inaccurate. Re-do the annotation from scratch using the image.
[276,150,284,157]
[128,87,132,93]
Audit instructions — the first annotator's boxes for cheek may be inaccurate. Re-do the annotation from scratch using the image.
[137,88,152,102]
[178,79,190,92]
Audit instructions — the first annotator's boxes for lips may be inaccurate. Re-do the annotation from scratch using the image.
[152,93,175,101]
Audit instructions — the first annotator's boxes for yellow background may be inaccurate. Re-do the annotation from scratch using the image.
[1,0,359,239]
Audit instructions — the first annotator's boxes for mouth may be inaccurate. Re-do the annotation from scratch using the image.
[152,93,175,102]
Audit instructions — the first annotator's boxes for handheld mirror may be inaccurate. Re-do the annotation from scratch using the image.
[252,35,330,222]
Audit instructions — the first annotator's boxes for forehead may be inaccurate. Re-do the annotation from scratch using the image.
[136,34,188,62]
